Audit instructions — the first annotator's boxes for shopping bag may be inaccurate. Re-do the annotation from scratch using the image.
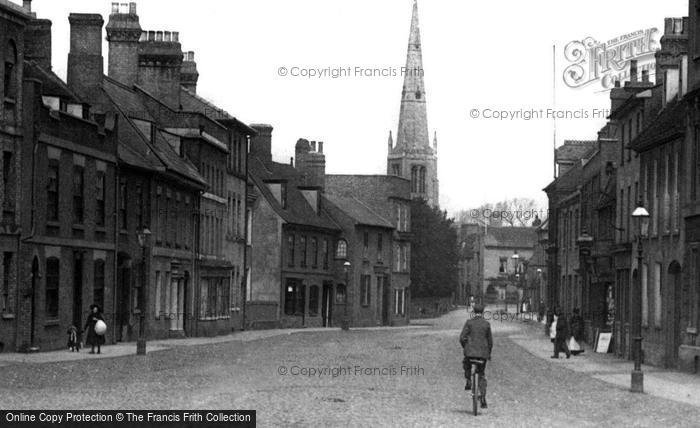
[549,318,557,339]
[568,337,581,352]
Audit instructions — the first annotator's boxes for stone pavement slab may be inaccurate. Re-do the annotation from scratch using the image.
[508,317,700,408]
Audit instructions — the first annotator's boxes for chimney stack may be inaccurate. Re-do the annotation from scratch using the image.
[23,0,31,12]
[295,138,326,190]
[318,141,323,153]
[642,69,649,83]
[25,18,52,70]
[250,123,274,162]
[67,14,104,101]
[136,26,183,109]
[106,2,142,87]
[181,51,199,93]
[629,59,638,83]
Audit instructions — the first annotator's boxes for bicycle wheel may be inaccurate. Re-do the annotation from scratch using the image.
[472,370,479,416]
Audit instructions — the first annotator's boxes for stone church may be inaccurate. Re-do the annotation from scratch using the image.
[387,0,439,208]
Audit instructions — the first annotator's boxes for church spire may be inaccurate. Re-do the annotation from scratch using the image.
[395,0,430,152]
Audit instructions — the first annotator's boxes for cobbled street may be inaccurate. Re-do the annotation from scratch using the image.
[1,311,699,427]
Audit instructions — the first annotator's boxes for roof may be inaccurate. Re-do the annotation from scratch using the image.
[544,159,584,193]
[555,140,597,164]
[101,77,205,186]
[249,155,340,231]
[484,226,537,249]
[629,98,685,152]
[180,87,257,135]
[324,194,393,229]
[23,61,81,103]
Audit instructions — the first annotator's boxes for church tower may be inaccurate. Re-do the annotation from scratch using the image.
[387,0,439,207]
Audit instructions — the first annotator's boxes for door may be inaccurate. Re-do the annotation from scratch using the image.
[322,282,332,327]
[116,254,132,341]
[30,257,38,346]
[382,278,391,326]
[72,252,83,334]
[667,262,682,368]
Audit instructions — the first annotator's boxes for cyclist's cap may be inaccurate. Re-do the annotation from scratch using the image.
[473,303,485,313]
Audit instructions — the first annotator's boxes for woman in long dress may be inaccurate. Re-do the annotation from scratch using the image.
[84,304,105,354]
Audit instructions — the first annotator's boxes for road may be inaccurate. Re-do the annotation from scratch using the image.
[1,310,699,427]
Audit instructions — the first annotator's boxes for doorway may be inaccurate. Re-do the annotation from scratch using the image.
[116,253,132,341]
[322,282,333,327]
[667,262,682,368]
[72,252,83,333]
[30,257,39,346]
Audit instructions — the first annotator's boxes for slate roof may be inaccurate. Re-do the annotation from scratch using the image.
[24,61,81,102]
[249,155,340,231]
[101,77,205,186]
[484,227,537,249]
[629,98,686,152]
[555,140,597,164]
[324,193,393,229]
[180,87,257,135]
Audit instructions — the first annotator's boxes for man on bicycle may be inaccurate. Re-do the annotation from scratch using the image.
[459,303,493,408]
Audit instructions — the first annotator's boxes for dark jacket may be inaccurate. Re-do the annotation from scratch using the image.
[459,315,493,360]
[85,311,106,346]
[555,316,569,340]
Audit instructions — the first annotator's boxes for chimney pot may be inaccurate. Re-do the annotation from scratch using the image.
[148,30,155,41]
[111,2,119,13]
[310,141,317,151]
[23,0,31,11]
[129,2,137,14]
[140,31,147,42]
[172,32,179,42]
[164,31,172,42]
[156,31,163,42]
[120,3,128,13]
[614,80,620,88]
[318,141,323,153]
[642,69,649,83]
[189,51,195,61]
[290,157,294,166]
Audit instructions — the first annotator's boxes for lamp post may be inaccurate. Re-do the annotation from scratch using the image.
[342,261,351,330]
[136,227,151,355]
[631,201,649,393]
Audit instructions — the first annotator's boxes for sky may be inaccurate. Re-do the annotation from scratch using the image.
[24,0,689,215]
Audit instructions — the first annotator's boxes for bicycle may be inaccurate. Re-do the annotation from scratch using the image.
[468,358,486,416]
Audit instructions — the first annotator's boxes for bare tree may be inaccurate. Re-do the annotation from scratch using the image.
[457,198,545,227]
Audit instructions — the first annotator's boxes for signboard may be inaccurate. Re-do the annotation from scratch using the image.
[595,331,612,353]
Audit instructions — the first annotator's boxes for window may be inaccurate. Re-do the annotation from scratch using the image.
[394,288,405,316]
[360,275,371,307]
[411,166,418,193]
[284,281,305,316]
[73,166,84,224]
[136,184,143,228]
[96,172,106,227]
[336,284,346,304]
[311,238,318,268]
[47,161,59,222]
[94,260,105,309]
[1,252,10,313]
[309,285,319,316]
[419,167,426,194]
[392,164,401,176]
[499,257,508,273]
[377,233,383,261]
[363,232,369,256]
[281,182,288,209]
[133,260,144,312]
[119,179,127,230]
[620,124,626,166]
[2,151,13,220]
[336,239,348,259]
[654,263,662,327]
[287,235,295,267]
[45,257,59,318]
[300,236,307,267]
[323,239,329,269]
[4,41,17,99]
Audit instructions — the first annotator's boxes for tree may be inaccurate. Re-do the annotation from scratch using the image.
[410,199,459,299]
[457,197,545,227]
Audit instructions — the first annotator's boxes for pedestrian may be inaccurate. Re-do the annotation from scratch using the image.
[569,308,585,356]
[545,307,554,336]
[551,310,571,359]
[84,304,105,354]
[537,301,545,323]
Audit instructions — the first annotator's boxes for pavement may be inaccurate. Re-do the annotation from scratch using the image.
[0,308,699,427]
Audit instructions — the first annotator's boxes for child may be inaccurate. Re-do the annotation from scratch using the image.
[67,325,81,352]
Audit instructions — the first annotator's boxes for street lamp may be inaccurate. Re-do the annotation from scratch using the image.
[631,200,649,393]
[136,227,151,355]
[342,261,351,331]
